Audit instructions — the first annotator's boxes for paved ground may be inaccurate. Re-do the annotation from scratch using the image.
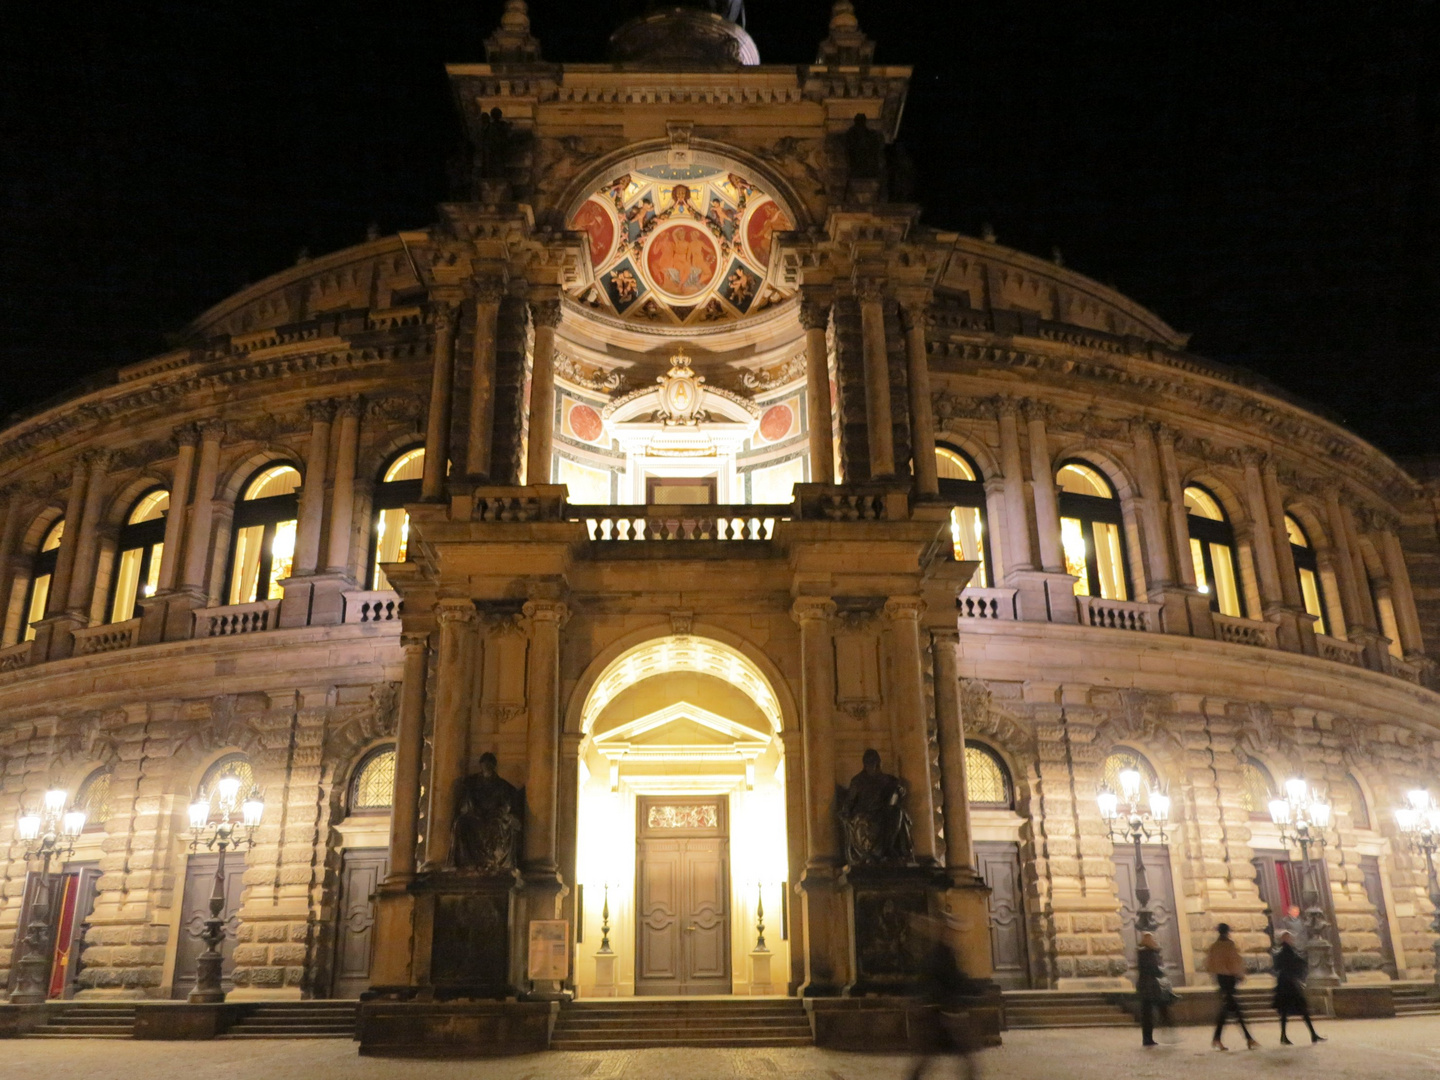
[9,1016,1440,1079]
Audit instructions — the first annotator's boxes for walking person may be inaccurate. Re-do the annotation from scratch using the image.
[1206,923,1259,1050]
[1136,931,1174,1047]
[1273,930,1325,1045]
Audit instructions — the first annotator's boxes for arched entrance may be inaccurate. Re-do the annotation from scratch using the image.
[572,635,790,997]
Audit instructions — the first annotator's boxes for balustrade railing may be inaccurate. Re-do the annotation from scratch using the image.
[1316,633,1364,667]
[1076,596,1163,633]
[1387,654,1424,685]
[584,506,777,541]
[194,599,281,638]
[72,618,140,656]
[1213,614,1279,649]
[343,591,402,624]
[0,640,32,672]
[957,588,1018,620]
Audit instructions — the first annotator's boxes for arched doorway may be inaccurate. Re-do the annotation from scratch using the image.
[573,636,790,997]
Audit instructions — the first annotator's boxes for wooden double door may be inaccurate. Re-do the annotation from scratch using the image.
[635,796,731,995]
[974,842,1030,989]
[10,862,100,999]
[172,852,245,999]
[1113,844,1185,985]
[333,849,390,998]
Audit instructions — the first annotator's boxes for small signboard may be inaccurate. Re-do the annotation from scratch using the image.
[528,919,570,982]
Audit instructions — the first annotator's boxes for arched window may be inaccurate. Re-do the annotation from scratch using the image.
[1184,486,1242,618]
[1344,774,1371,830]
[1103,747,1158,795]
[370,448,424,590]
[964,743,1012,808]
[936,447,990,588]
[110,489,169,623]
[75,767,113,832]
[196,753,256,821]
[1284,515,1328,636]
[1057,462,1129,600]
[227,465,301,605]
[349,746,397,813]
[1239,757,1277,821]
[23,518,64,641]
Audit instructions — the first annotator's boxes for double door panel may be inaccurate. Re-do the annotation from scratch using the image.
[974,842,1029,989]
[333,849,389,998]
[172,853,245,999]
[9,863,100,999]
[1252,849,1344,970]
[1359,855,1397,977]
[1113,844,1184,985]
[636,797,730,995]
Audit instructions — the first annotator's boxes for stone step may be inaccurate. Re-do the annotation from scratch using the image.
[550,1036,814,1050]
[556,1021,812,1035]
[25,1032,132,1039]
[219,1033,354,1040]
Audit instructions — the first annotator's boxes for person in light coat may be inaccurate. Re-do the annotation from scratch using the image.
[1205,923,1259,1050]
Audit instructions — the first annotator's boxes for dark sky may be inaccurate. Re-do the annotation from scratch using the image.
[3,2,1438,457]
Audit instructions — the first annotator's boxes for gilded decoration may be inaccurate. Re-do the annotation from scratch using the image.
[647,803,719,830]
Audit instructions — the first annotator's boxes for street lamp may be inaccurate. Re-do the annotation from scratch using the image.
[185,775,263,1003]
[12,788,86,1003]
[1268,777,1339,984]
[1394,789,1440,987]
[1098,767,1171,942]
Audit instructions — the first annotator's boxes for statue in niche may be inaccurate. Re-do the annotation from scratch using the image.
[839,748,914,865]
[476,107,513,180]
[843,113,886,197]
[451,752,524,873]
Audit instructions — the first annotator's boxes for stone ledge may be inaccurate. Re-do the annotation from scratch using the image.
[357,1000,556,1057]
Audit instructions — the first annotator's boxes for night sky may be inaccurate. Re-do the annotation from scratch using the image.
[3,2,1437,458]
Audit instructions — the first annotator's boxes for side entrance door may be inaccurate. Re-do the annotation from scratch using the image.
[974,841,1029,989]
[333,848,390,998]
[172,853,245,999]
[1113,844,1184,985]
[635,796,731,995]
[1359,854,1398,978]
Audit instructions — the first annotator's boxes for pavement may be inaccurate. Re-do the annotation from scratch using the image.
[9,1016,1440,1079]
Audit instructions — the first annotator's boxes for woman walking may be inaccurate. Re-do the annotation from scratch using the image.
[1205,923,1259,1050]
[1273,931,1325,1045]
[1136,931,1173,1047]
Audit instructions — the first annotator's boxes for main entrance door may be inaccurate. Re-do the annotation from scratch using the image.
[172,853,244,999]
[974,841,1029,989]
[1113,844,1184,985]
[333,848,389,998]
[635,796,731,995]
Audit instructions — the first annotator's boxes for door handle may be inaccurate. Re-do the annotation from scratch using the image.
[684,925,698,932]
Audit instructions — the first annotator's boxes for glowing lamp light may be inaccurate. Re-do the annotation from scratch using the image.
[62,810,87,838]
[43,789,67,813]
[1269,798,1292,826]
[216,775,243,809]
[1097,790,1119,821]
[17,813,41,842]
[1310,800,1332,829]
[1397,806,1420,832]
[1409,789,1433,812]
[1149,790,1171,822]
[1285,777,1308,803]
[1118,768,1142,800]
[188,797,212,830]
[242,792,265,829]
[1427,809,1440,835]
[1197,583,1210,595]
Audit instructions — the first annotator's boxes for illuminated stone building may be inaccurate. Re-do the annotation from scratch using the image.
[3,0,1440,1027]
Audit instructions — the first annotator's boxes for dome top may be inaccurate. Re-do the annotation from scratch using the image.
[609,5,760,67]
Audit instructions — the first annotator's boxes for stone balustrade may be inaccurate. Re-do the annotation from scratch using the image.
[1076,596,1163,633]
[343,590,403,624]
[957,588,1018,620]
[0,640,32,672]
[792,483,905,522]
[71,618,141,656]
[1316,633,1364,667]
[584,506,777,541]
[1213,614,1280,650]
[194,599,281,638]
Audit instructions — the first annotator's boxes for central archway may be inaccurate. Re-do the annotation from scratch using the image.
[572,634,790,998]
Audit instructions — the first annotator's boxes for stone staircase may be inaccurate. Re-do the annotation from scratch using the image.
[1392,982,1440,1016]
[550,998,813,1050]
[1002,990,1133,1029]
[24,1002,136,1038]
[219,1000,358,1039]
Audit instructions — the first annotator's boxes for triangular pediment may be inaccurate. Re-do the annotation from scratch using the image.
[592,701,770,760]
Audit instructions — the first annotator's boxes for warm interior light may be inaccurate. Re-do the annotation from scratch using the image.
[1149,791,1171,822]
[1097,790,1119,821]
[17,813,41,841]
[43,789,67,813]
[242,792,264,828]
[189,798,212,830]
[1269,798,1292,825]
[1118,768,1142,800]
[62,810,87,837]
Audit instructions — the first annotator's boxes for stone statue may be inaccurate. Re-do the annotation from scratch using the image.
[477,108,513,180]
[843,113,886,190]
[839,748,914,865]
[451,752,524,873]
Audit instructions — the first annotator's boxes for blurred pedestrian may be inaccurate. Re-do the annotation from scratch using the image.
[906,917,982,1080]
[1206,923,1259,1050]
[1272,930,1325,1045]
[1135,931,1174,1047]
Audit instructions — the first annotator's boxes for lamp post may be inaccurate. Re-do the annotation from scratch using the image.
[1269,777,1339,984]
[1394,789,1440,987]
[1098,767,1171,942]
[597,880,614,955]
[11,789,86,1003]
[753,880,768,953]
[186,776,263,1003]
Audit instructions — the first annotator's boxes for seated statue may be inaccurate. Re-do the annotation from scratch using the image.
[839,748,915,865]
[451,752,524,873]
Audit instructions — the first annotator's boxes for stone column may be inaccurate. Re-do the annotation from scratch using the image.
[155,426,198,593]
[522,598,567,873]
[858,283,895,477]
[421,304,458,501]
[1261,461,1304,608]
[1131,425,1174,587]
[465,283,503,479]
[389,631,430,877]
[180,422,224,594]
[930,629,973,870]
[1241,452,1284,607]
[47,458,89,617]
[0,492,19,645]
[324,399,362,575]
[1155,427,1196,587]
[1024,406,1063,573]
[64,450,110,615]
[995,402,1034,575]
[801,293,835,486]
[292,400,334,577]
[1380,527,1425,657]
[1323,486,1368,633]
[900,302,938,496]
[525,298,562,488]
[884,596,937,862]
[424,600,476,868]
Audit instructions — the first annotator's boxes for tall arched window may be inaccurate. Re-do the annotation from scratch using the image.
[75,767,113,833]
[936,447,990,588]
[197,753,256,820]
[110,489,169,623]
[964,742,1012,808]
[1239,757,1277,821]
[1103,747,1158,795]
[227,465,301,605]
[23,518,64,641]
[1184,486,1242,617]
[349,746,397,814]
[1284,515,1328,636]
[1057,461,1129,600]
[371,448,424,590]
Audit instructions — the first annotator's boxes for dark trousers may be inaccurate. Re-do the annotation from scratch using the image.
[1212,975,1253,1042]
[1279,1002,1319,1041]
[1140,1000,1172,1044]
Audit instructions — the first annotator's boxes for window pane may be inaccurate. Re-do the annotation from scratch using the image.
[24,573,50,641]
[1284,515,1308,548]
[1298,567,1327,636]
[77,770,112,827]
[1346,775,1370,830]
[950,506,987,587]
[1056,462,1112,498]
[965,745,1009,805]
[1190,537,1209,596]
[1094,521,1127,601]
[245,465,301,501]
[268,519,297,599]
[352,750,397,810]
[1376,594,1403,659]
[111,547,144,623]
[1061,516,1089,594]
[383,448,425,483]
[1184,486,1225,521]
[373,507,410,590]
[41,520,64,552]
[936,448,978,482]
[1210,542,1242,618]
[144,542,163,599]
[230,524,265,605]
[128,490,169,524]
[1103,750,1157,795]
[1240,760,1275,814]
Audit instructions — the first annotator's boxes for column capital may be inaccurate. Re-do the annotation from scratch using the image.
[897,300,929,332]
[401,631,431,653]
[433,599,478,626]
[928,626,959,647]
[992,394,1021,419]
[855,279,886,305]
[81,448,112,473]
[430,301,459,333]
[883,595,926,622]
[1021,398,1058,425]
[305,398,338,425]
[530,298,563,329]
[790,595,837,625]
[335,396,364,421]
[522,598,570,627]
[475,277,506,304]
[799,294,832,331]
[1239,446,1268,470]
[197,419,227,442]
[176,424,202,448]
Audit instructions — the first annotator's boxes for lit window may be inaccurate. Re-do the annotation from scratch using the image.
[1239,757,1276,819]
[75,768,113,831]
[1057,462,1128,600]
[1102,748,1158,796]
[350,747,397,812]
[371,448,424,590]
[965,743,1012,807]
[23,518,64,641]
[228,465,301,605]
[197,753,256,822]
[937,448,990,587]
[110,489,169,623]
[1184,485,1242,618]
[1284,514,1328,637]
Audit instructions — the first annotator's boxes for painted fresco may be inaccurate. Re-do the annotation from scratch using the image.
[743,200,790,269]
[572,198,615,269]
[646,224,719,299]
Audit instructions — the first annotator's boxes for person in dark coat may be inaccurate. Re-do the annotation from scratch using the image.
[905,918,982,1080]
[1135,931,1174,1046]
[1272,931,1325,1044]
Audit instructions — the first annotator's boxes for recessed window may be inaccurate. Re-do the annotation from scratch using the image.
[1102,748,1158,796]
[937,447,990,587]
[196,753,256,822]
[228,465,301,605]
[371,448,424,590]
[110,489,169,623]
[1057,462,1129,600]
[349,746,397,813]
[1239,757,1277,820]
[1184,485,1242,618]
[23,518,64,641]
[1344,774,1371,830]
[964,743,1012,808]
[1285,515,1328,637]
[75,767,113,831]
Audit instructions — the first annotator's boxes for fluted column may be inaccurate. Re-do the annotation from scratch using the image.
[293,400,334,577]
[1380,527,1425,656]
[884,596,937,862]
[858,283,895,477]
[1024,406,1063,573]
[47,458,89,616]
[930,628,974,872]
[465,282,504,479]
[180,422,224,594]
[65,451,110,615]
[421,304,458,501]
[522,598,567,872]
[389,631,430,877]
[1262,461,1304,609]
[801,293,835,485]
[425,600,476,868]
[325,399,362,575]
[1155,426,1196,587]
[155,426,198,593]
[996,401,1035,574]
[525,298,562,487]
[900,303,938,496]
[1241,452,1284,607]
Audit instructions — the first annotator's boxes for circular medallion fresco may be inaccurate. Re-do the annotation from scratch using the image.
[759,403,794,442]
[567,162,794,325]
[568,403,603,442]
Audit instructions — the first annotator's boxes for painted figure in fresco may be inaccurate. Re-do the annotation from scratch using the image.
[623,194,657,246]
[724,265,755,306]
[839,748,915,865]
[451,752,524,873]
[649,225,716,296]
[706,196,739,242]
